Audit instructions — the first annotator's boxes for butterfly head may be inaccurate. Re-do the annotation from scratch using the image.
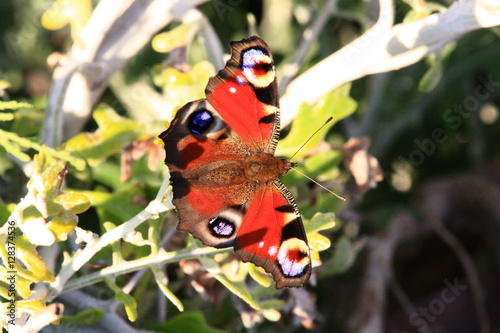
[279,159,297,176]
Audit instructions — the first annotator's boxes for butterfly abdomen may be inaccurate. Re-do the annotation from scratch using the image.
[192,154,293,186]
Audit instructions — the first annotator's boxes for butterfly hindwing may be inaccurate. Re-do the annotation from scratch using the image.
[235,181,311,288]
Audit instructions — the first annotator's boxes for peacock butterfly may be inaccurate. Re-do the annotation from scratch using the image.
[159,36,311,288]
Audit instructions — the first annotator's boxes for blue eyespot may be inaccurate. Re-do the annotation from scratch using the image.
[209,217,235,238]
[242,48,265,68]
[188,110,213,134]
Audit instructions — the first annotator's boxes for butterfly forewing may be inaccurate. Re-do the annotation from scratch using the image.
[206,36,280,154]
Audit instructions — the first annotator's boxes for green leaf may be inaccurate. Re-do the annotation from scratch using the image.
[81,184,145,223]
[18,152,90,244]
[305,212,338,253]
[247,262,273,288]
[0,133,85,170]
[283,149,342,189]
[0,112,14,121]
[28,150,67,200]
[155,276,185,312]
[152,311,229,333]
[65,105,145,165]
[60,308,105,326]
[152,21,200,53]
[6,236,55,286]
[402,2,446,23]
[41,0,91,39]
[214,275,260,310]
[308,232,331,253]
[150,260,184,312]
[0,198,11,222]
[104,278,138,322]
[9,108,44,136]
[302,149,342,180]
[276,84,356,158]
[418,53,443,92]
[198,256,260,310]
[0,101,33,111]
[91,160,126,191]
[0,80,10,91]
[259,298,286,310]
[305,212,337,235]
[319,236,364,276]
[198,255,220,271]
[47,192,91,215]
[0,131,32,162]
[152,61,214,107]
[1,299,47,317]
[45,214,78,241]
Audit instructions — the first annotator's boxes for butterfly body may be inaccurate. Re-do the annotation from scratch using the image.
[160,36,311,288]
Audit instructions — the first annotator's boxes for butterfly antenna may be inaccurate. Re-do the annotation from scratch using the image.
[289,117,333,160]
[288,116,345,201]
[291,168,346,201]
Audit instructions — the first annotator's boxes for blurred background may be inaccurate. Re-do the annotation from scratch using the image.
[0,0,499,332]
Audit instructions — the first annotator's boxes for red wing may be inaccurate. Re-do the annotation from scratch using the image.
[168,178,252,248]
[206,36,280,154]
[159,100,246,175]
[234,180,311,289]
[159,100,252,248]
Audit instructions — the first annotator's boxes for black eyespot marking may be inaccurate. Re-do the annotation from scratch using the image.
[209,217,235,238]
[170,171,189,199]
[229,204,246,213]
[188,110,213,134]
[259,114,275,124]
[242,60,273,73]
[254,87,277,106]
[281,218,303,241]
[275,205,295,213]
[217,132,229,141]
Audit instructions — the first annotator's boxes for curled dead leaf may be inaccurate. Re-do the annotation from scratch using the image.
[287,288,319,329]
[120,137,164,182]
[342,137,384,192]
[232,294,264,328]
[179,259,227,307]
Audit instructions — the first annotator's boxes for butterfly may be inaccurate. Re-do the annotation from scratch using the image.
[159,36,311,288]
